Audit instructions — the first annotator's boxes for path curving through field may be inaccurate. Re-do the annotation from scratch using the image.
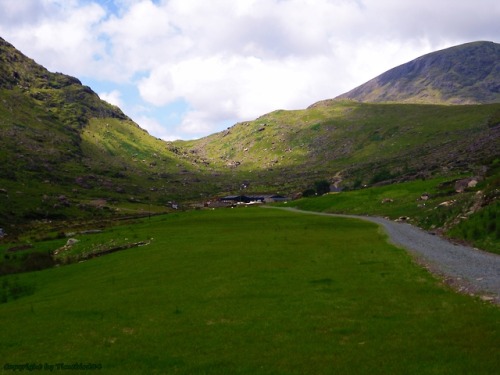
[265,206,500,305]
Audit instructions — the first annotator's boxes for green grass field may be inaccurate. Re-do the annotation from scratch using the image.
[1,208,499,374]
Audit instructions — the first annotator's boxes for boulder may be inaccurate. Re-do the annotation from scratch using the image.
[455,177,479,193]
[395,216,410,222]
[66,238,79,246]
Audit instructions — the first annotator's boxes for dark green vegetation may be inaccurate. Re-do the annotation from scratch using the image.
[1,208,500,374]
[336,41,500,104]
[448,201,500,253]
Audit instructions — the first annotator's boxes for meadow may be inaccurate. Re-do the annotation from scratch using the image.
[1,207,499,374]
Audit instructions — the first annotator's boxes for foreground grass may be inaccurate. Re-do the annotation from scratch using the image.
[1,208,499,374]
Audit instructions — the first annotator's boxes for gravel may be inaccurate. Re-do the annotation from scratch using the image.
[269,207,500,304]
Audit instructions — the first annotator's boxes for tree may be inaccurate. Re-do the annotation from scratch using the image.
[314,180,331,195]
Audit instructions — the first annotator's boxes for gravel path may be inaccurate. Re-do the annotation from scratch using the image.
[266,207,500,304]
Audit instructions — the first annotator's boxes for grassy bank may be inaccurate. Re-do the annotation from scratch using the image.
[1,208,499,374]
[282,176,500,254]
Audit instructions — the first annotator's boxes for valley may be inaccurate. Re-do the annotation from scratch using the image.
[0,34,499,374]
[0,37,498,250]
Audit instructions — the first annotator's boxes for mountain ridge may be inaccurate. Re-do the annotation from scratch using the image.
[0,36,207,227]
[333,41,500,105]
[0,37,129,127]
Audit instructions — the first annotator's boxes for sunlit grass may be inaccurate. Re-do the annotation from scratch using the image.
[1,208,499,374]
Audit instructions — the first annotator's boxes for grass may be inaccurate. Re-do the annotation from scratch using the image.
[448,201,500,254]
[1,208,499,374]
[281,175,500,253]
[282,176,459,219]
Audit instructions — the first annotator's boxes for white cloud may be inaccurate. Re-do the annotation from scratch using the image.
[138,54,339,135]
[99,89,123,107]
[0,0,499,139]
[0,1,107,78]
[134,115,183,141]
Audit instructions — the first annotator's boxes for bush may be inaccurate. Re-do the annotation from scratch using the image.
[370,169,395,184]
[314,180,331,195]
[302,189,316,197]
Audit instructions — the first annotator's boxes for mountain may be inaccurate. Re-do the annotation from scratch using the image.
[0,37,208,227]
[335,41,500,104]
[176,40,499,202]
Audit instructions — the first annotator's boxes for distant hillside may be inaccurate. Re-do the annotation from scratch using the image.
[0,37,206,227]
[334,41,500,104]
[180,101,500,191]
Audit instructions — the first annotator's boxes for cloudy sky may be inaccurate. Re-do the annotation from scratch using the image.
[1,0,499,140]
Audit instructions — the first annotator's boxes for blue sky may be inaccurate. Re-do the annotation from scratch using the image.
[1,0,499,140]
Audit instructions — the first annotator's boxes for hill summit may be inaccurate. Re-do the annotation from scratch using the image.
[335,41,500,104]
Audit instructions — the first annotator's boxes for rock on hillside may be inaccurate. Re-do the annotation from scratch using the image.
[333,41,500,105]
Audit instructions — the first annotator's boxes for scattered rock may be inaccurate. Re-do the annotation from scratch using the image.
[455,177,479,193]
[439,200,455,207]
[420,193,430,201]
[395,216,410,222]
[480,295,495,302]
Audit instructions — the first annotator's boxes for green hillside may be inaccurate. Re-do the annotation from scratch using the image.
[177,100,500,192]
[0,37,209,229]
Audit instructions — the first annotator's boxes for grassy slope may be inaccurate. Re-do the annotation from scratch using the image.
[79,117,206,201]
[1,208,500,374]
[178,101,500,192]
[0,36,211,228]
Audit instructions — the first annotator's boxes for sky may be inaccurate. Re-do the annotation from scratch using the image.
[0,0,499,140]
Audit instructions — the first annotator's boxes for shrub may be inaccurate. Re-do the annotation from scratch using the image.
[314,180,331,195]
[302,189,316,197]
[370,169,395,184]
